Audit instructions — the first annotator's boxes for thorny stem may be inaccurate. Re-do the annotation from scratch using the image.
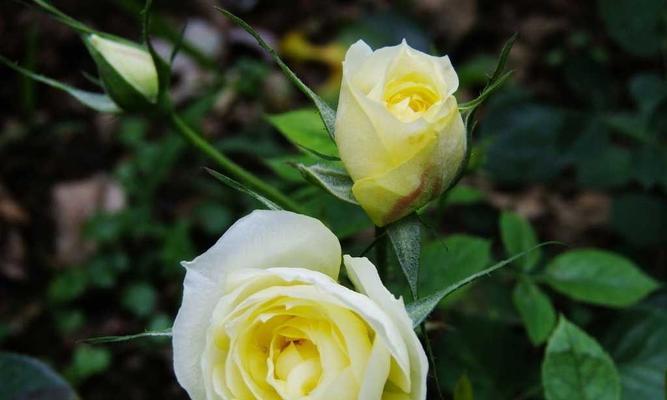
[168,111,302,213]
[421,322,444,400]
[375,226,388,281]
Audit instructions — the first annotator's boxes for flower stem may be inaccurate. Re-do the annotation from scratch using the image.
[421,322,444,400]
[375,226,388,281]
[168,111,302,213]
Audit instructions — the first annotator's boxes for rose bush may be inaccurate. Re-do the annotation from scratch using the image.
[172,210,427,400]
[335,40,466,226]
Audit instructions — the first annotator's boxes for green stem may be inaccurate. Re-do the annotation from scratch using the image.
[168,111,302,213]
[375,226,388,281]
[421,322,444,400]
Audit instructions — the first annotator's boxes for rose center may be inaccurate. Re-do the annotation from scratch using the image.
[384,73,440,120]
[271,333,322,397]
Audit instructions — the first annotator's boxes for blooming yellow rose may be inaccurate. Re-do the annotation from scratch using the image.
[172,210,427,400]
[335,40,466,226]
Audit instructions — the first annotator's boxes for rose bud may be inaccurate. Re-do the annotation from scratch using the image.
[83,34,159,112]
[335,40,466,226]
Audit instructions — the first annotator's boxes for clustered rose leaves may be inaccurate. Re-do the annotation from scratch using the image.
[335,40,466,227]
[172,211,428,400]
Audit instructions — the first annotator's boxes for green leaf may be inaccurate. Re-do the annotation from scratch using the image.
[500,211,540,271]
[0,352,77,400]
[302,191,370,238]
[161,221,195,274]
[296,144,341,162]
[121,282,157,317]
[31,0,95,35]
[629,73,667,113]
[84,328,172,344]
[598,0,666,57]
[512,278,556,345]
[48,269,88,304]
[563,55,613,109]
[142,0,172,109]
[267,109,339,158]
[0,54,119,113]
[442,185,484,206]
[194,202,232,234]
[205,168,282,211]
[65,345,110,384]
[605,306,667,400]
[632,145,667,189]
[457,55,497,87]
[433,314,538,399]
[460,70,513,113]
[296,163,357,204]
[454,373,474,400]
[611,193,667,247]
[86,252,129,289]
[542,316,621,400]
[54,309,85,336]
[544,249,660,307]
[489,33,517,83]
[266,155,314,182]
[482,101,567,184]
[407,242,559,327]
[576,146,632,189]
[604,112,650,142]
[419,234,492,303]
[216,8,337,140]
[387,214,422,299]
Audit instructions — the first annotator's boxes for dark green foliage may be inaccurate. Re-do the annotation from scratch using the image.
[0,353,77,400]
[542,317,621,400]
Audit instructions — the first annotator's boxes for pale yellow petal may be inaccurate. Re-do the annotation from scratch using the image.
[358,336,392,400]
[181,210,342,281]
[351,129,438,226]
[344,255,429,400]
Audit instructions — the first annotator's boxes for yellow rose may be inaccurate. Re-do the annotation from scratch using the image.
[335,40,466,226]
[172,210,427,400]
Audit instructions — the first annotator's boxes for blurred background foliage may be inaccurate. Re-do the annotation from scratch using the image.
[0,0,665,399]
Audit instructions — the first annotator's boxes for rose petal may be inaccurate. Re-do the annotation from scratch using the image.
[173,211,341,399]
[344,255,429,400]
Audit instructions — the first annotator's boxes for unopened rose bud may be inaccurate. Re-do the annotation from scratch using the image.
[84,34,159,111]
[335,40,466,226]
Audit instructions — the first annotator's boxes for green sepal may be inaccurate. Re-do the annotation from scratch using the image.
[442,34,516,195]
[296,163,357,205]
[407,242,561,327]
[83,328,172,344]
[0,54,119,113]
[216,7,337,141]
[205,168,283,211]
[142,0,173,111]
[387,214,422,300]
